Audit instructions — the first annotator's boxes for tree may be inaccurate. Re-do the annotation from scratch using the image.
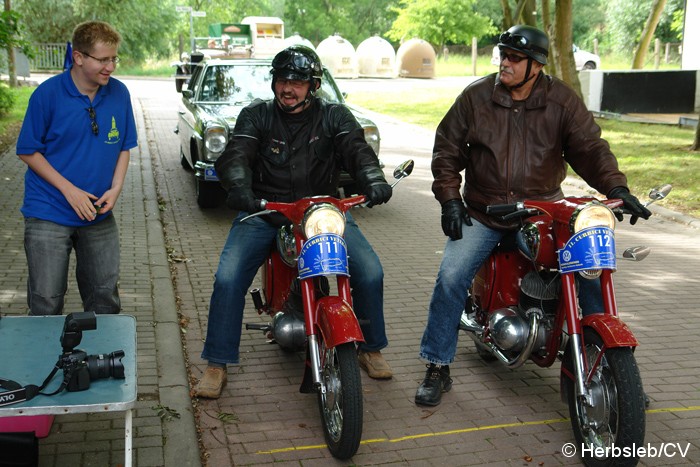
[284,0,395,46]
[1,4,31,88]
[553,0,581,96]
[631,0,666,69]
[692,116,700,151]
[13,0,281,62]
[386,0,496,54]
[605,0,682,54]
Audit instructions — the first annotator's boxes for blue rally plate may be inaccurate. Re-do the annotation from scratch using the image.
[558,226,616,274]
[298,233,349,279]
[204,167,219,181]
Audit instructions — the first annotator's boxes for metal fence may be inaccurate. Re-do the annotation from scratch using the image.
[29,43,67,71]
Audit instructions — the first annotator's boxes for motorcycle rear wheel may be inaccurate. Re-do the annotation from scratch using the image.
[563,328,645,467]
[317,340,363,460]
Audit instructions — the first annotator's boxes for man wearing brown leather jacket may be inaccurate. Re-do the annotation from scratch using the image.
[414,25,652,407]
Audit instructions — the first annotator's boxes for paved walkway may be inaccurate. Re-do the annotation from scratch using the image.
[0,85,200,466]
[1,76,699,466]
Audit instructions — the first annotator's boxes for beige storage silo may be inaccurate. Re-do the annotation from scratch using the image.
[283,33,315,50]
[356,36,396,78]
[316,34,358,79]
[396,38,436,78]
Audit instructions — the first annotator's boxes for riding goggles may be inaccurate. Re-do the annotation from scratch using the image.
[272,50,314,73]
[498,32,548,55]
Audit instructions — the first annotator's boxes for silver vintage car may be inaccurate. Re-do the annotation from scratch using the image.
[175,58,381,208]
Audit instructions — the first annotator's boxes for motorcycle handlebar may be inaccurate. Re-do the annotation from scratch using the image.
[486,203,522,216]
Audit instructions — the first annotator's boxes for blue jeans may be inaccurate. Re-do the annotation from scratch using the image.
[419,218,603,365]
[202,211,387,365]
[24,215,121,315]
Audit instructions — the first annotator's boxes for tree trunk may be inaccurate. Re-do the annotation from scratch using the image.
[500,0,513,29]
[4,0,17,88]
[540,0,558,78]
[692,113,700,151]
[632,0,667,69]
[522,0,538,26]
[554,0,581,97]
[513,0,527,24]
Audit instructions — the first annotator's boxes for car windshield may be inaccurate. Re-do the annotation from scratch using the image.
[194,63,344,105]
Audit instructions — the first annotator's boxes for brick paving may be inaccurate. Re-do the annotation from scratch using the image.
[1,76,699,466]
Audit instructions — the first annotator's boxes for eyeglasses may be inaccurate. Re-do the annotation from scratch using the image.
[500,51,529,63]
[81,51,120,66]
[87,107,99,135]
[272,50,313,72]
[499,32,531,50]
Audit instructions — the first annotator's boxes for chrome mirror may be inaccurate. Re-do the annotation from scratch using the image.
[391,160,414,187]
[622,246,651,262]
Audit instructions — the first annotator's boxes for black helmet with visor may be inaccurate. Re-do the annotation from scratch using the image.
[270,45,323,112]
[271,45,323,83]
[497,25,548,65]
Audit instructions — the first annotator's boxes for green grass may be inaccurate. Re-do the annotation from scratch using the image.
[346,88,699,218]
[0,86,32,132]
[116,58,174,77]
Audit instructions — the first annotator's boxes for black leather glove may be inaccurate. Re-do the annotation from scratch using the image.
[364,181,392,208]
[441,199,472,240]
[226,187,258,213]
[608,186,652,225]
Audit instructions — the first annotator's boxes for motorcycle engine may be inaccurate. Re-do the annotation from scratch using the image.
[488,270,559,353]
[272,278,330,351]
[271,311,306,350]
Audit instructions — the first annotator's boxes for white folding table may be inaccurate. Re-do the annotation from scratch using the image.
[0,315,137,467]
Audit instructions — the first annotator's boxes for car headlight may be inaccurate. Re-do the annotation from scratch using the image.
[204,125,227,159]
[571,202,616,233]
[363,126,380,156]
[303,204,346,239]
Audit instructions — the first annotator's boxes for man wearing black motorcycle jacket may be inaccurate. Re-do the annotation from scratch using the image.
[414,25,652,407]
[194,45,394,399]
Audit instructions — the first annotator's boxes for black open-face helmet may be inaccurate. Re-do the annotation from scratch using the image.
[271,45,323,86]
[270,45,323,112]
[497,25,548,65]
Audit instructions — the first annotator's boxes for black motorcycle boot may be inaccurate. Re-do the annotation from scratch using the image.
[415,364,452,406]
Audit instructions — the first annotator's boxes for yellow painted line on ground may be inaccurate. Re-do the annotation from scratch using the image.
[255,405,700,455]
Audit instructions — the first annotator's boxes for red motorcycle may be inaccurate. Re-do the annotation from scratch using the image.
[244,160,414,460]
[460,184,671,467]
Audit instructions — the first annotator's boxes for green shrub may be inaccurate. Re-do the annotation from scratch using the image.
[0,83,16,117]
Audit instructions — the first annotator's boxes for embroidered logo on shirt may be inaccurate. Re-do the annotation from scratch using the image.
[106,116,120,144]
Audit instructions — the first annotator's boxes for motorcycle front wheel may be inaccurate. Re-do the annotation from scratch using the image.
[563,327,645,467]
[317,340,363,460]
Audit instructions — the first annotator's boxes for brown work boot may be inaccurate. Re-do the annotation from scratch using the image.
[193,366,227,399]
[358,350,393,379]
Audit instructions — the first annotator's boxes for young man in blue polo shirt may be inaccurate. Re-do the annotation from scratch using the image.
[16,21,137,315]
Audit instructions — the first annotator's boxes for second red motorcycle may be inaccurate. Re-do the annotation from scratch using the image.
[460,184,671,467]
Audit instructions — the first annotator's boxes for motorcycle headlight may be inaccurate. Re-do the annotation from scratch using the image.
[571,202,616,233]
[204,125,227,159]
[571,202,616,279]
[303,204,346,238]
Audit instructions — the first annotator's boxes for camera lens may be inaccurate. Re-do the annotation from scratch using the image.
[86,350,125,380]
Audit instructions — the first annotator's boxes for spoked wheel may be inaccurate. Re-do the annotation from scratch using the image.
[562,328,645,467]
[317,340,363,460]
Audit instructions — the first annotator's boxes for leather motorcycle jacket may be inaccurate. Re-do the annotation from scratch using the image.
[215,98,386,203]
[432,72,628,229]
